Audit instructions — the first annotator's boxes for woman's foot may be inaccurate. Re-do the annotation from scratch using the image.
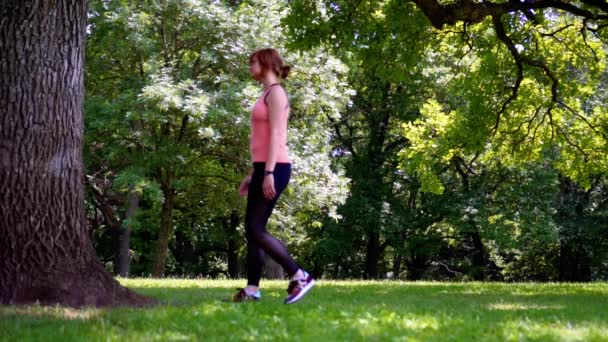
[284,271,315,304]
[232,288,261,302]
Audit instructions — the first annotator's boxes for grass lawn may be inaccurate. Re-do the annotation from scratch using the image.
[1,279,607,341]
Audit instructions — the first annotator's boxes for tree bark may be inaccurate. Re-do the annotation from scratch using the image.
[0,0,153,306]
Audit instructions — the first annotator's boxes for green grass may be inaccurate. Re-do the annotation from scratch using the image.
[2,279,608,341]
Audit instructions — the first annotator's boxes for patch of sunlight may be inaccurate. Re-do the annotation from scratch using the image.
[350,312,439,338]
[318,280,452,287]
[460,288,489,295]
[0,305,101,320]
[118,277,240,289]
[502,320,608,341]
[199,303,228,315]
[240,326,289,342]
[488,303,564,311]
[135,331,195,341]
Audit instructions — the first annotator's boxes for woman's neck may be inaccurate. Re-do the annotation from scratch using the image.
[261,74,280,89]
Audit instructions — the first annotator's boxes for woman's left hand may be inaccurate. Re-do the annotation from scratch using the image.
[263,174,276,200]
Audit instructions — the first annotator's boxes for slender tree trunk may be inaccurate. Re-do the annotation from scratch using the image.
[0,0,152,306]
[264,256,284,279]
[173,225,196,273]
[117,187,138,277]
[152,182,176,277]
[559,237,592,282]
[556,177,592,282]
[364,231,381,279]
[468,230,487,280]
[406,251,427,281]
[392,252,402,279]
[226,210,240,279]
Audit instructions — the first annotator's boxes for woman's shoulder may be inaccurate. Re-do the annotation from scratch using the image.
[264,84,288,104]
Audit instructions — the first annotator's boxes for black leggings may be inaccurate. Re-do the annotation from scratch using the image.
[246,162,300,286]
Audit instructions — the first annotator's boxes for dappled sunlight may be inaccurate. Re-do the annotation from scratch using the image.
[198,302,235,316]
[501,320,608,341]
[329,310,441,340]
[3,281,608,341]
[0,305,101,320]
[364,312,439,333]
[488,303,565,311]
[118,278,288,290]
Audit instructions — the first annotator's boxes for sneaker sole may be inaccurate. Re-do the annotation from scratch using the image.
[284,279,315,304]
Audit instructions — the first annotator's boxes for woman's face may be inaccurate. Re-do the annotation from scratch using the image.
[249,56,262,79]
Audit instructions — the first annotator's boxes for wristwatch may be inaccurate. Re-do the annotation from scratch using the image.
[264,170,274,176]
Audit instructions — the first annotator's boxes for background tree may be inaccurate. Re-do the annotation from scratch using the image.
[285,0,608,280]
[84,0,351,278]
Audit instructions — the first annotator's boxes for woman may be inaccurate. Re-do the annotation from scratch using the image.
[232,48,314,304]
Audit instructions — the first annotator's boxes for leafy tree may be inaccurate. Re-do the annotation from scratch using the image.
[285,0,608,280]
[85,0,351,278]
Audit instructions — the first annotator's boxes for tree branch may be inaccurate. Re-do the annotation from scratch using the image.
[411,0,607,30]
[491,15,523,136]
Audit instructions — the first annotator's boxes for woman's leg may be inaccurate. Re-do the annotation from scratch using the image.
[245,163,299,286]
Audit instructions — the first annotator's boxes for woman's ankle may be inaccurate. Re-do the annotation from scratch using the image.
[245,285,259,294]
[290,269,305,280]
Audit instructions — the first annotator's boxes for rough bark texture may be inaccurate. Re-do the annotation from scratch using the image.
[0,0,153,307]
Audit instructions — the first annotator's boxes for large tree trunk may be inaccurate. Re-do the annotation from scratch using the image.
[152,181,176,277]
[0,0,152,306]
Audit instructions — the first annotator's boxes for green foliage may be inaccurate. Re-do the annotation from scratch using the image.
[285,0,608,282]
[85,0,353,276]
[83,0,608,281]
[401,14,608,192]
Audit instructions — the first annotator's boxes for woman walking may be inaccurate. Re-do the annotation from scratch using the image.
[232,48,314,304]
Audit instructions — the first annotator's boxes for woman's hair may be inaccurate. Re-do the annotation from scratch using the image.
[250,48,291,79]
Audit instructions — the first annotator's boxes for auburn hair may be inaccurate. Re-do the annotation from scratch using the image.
[250,48,291,79]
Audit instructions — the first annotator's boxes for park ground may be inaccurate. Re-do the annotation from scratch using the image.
[1,279,608,341]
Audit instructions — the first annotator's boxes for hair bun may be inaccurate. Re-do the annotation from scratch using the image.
[281,65,291,79]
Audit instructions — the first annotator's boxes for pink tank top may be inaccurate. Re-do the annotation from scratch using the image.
[250,85,290,163]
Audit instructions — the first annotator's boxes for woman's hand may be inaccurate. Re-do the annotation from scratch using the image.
[239,175,252,197]
[263,174,276,200]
